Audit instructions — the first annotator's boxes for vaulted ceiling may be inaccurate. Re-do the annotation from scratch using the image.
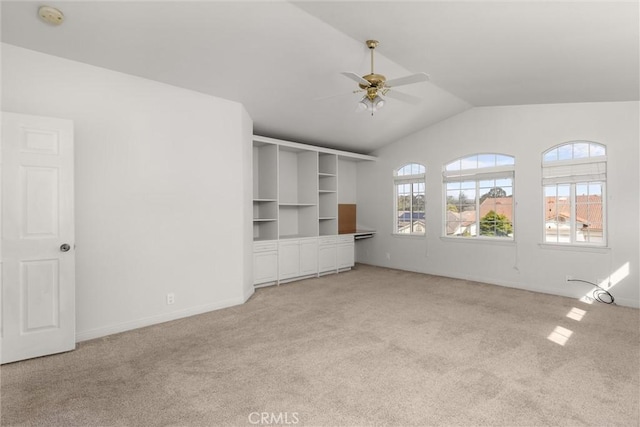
[2,1,638,154]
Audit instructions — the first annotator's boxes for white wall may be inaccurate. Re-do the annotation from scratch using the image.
[338,158,357,204]
[356,102,639,308]
[2,44,254,340]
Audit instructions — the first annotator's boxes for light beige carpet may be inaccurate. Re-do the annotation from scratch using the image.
[2,264,639,426]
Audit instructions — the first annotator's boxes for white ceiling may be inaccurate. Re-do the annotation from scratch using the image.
[2,1,638,154]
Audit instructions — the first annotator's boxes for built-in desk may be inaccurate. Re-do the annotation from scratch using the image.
[353,230,376,240]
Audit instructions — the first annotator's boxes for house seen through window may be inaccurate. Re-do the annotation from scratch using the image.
[444,154,515,239]
[394,163,425,235]
[543,141,606,245]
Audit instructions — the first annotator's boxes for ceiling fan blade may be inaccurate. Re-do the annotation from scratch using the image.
[385,72,430,88]
[341,72,371,87]
[385,90,422,105]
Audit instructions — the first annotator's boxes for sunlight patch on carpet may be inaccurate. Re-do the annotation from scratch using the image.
[566,307,586,321]
[547,326,573,346]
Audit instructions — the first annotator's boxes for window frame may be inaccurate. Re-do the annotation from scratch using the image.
[542,141,607,247]
[393,163,426,236]
[442,153,515,241]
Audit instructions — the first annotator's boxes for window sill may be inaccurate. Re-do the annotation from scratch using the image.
[538,243,610,253]
[439,236,516,246]
[392,233,426,239]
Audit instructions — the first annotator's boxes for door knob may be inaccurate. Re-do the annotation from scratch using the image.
[60,243,71,252]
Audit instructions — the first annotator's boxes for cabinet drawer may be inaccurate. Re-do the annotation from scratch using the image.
[318,236,337,246]
[337,234,354,244]
[254,241,278,253]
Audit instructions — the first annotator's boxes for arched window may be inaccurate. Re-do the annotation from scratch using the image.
[542,141,606,245]
[443,154,515,239]
[393,163,426,235]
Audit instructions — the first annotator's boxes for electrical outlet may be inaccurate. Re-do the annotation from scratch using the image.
[565,275,572,282]
[386,252,391,260]
[167,293,175,305]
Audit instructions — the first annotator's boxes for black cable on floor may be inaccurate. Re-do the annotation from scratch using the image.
[567,278,615,304]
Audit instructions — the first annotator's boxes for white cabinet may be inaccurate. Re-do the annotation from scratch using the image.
[318,236,337,273]
[279,238,318,281]
[278,240,300,280]
[337,234,355,270]
[299,238,319,276]
[253,241,278,286]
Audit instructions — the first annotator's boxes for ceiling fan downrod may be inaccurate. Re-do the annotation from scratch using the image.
[367,39,379,74]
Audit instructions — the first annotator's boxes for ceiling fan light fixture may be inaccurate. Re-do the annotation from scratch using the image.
[357,94,385,115]
[356,99,369,112]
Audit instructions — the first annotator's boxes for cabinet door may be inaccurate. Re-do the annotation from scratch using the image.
[318,244,337,273]
[299,239,318,276]
[337,243,355,269]
[278,241,300,280]
[253,251,278,285]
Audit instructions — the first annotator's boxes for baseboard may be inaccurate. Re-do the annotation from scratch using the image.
[360,262,639,309]
[443,272,639,308]
[76,296,246,343]
[611,296,639,308]
[243,286,255,303]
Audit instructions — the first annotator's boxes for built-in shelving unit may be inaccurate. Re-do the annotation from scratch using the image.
[318,152,338,236]
[251,135,376,287]
[253,142,278,241]
[278,146,318,239]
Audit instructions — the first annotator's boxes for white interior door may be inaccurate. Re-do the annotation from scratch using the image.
[1,112,75,364]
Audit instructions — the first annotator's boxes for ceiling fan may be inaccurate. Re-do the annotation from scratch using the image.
[342,40,430,115]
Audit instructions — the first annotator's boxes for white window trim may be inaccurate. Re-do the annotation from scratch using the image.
[440,236,516,246]
[541,181,607,247]
[542,141,607,247]
[442,155,515,240]
[393,164,426,236]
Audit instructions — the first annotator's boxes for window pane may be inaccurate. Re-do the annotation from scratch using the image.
[447,190,462,213]
[480,198,513,238]
[545,184,571,243]
[573,142,589,159]
[479,179,496,189]
[544,149,558,162]
[576,183,588,196]
[590,143,605,157]
[446,220,462,236]
[588,183,602,195]
[495,178,512,188]
[446,182,461,191]
[478,154,496,168]
[545,186,557,197]
[459,189,476,212]
[445,160,461,171]
[575,182,603,243]
[558,144,573,161]
[557,184,570,197]
[461,181,475,190]
[497,155,515,166]
[396,183,410,232]
[412,182,425,235]
[460,155,478,170]
[397,163,425,177]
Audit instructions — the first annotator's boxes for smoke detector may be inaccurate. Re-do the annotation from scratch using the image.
[38,6,64,25]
